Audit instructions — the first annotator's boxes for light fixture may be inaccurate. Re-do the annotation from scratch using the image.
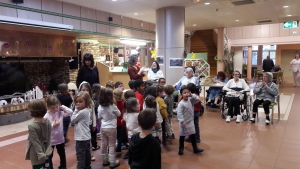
[283,6,289,8]
[134,13,138,15]
[287,15,292,17]
[193,0,201,3]
[120,38,146,46]
[235,20,239,22]
[193,24,197,26]
[205,2,210,5]
[112,0,117,1]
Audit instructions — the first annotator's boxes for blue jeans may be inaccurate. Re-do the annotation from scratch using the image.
[63,116,71,137]
[208,88,221,100]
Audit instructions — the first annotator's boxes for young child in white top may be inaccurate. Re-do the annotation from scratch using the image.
[124,97,142,139]
[98,88,121,168]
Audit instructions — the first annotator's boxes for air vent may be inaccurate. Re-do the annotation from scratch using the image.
[257,20,272,23]
[222,0,266,7]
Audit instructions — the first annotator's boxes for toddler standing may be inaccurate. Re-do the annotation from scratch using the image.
[164,85,175,140]
[155,86,168,146]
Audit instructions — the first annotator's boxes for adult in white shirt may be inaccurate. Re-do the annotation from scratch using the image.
[222,70,250,123]
[289,54,300,87]
[147,61,164,81]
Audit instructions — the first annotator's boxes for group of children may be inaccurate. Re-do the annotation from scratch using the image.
[25,77,204,169]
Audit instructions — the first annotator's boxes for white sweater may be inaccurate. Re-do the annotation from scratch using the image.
[143,102,163,123]
[123,112,141,138]
[222,78,250,98]
[147,70,164,80]
[97,104,121,129]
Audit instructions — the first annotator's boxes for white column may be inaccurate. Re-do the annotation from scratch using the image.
[247,46,252,79]
[257,45,263,70]
[217,27,224,72]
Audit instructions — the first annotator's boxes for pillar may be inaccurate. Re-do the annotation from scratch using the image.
[156,7,185,85]
[247,46,252,79]
[217,28,224,72]
[257,45,263,70]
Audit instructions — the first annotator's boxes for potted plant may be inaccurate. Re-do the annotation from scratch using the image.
[121,62,129,72]
[222,34,235,79]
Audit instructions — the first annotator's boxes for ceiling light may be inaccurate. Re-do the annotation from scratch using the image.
[235,20,239,22]
[283,6,289,8]
[287,15,292,17]
[120,38,146,46]
[134,13,138,15]
[112,0,117,1]
[205,2,210,5]
[193,0,201,3]
[193,24,197,26]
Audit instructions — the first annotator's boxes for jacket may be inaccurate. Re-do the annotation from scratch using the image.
[129,133,161,169]
[156,97,168,119]
[128,66,144,80]
[25,119,53,165]
[76,66,99,88]
[262,59,274,72]
[71,108,91,141]
[253,82,278,102]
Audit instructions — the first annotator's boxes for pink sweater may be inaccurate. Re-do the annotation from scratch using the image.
[44,105,73,145]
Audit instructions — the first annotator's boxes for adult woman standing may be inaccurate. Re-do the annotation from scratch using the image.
[76,53,99,88]
[147,61,164,81]
[289,54,300,87]
[207,71,228,108]
[127,54,145,80]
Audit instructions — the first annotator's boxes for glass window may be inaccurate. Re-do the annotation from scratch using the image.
[252,51,257,65]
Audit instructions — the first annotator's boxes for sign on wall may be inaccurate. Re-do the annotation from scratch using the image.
[283,21,299,29]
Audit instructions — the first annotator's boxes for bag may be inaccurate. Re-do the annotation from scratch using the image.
[200,77,213,85]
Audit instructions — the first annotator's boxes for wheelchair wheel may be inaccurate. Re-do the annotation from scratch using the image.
[246,95,252,114]
[242,114,249,121]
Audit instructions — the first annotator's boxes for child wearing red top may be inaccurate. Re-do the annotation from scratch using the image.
[134,80,145,111]
[113,88,125,155]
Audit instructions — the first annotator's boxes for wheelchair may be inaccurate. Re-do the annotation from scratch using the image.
[205,88,223,108]
[220,90,252,121]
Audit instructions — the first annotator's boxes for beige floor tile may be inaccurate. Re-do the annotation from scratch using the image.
[275,160,300,169]
[252,156,277,167]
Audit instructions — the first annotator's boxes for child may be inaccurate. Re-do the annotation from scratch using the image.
[134,79,145,111]
[156,86,168,146]
[44,95,73,169]
[92,84,102,139]
[106,80,115,90]
[158,78,166,86]
[144,95,163,143]
[177,85,204,155]
[79,82,99,161]
[124,90,136,99]
[123,97,142,159]
[129,108,161,169]
[26,100,53,169]
[164,85,175,140]
[71,91,93,169]
[98,88,121,168]
[115,81,124,91]
[113,88,125,155]
[128,80,135,91]
[57,83,73,143]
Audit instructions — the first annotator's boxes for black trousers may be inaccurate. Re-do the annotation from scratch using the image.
[162,119,166,137]
[89,125,98,148]
[227,97,241,117]
[76,140,91,169]
[116,126,122,152]
[179,134,197,149]
[49,143,66,168]
[253,99,271,114]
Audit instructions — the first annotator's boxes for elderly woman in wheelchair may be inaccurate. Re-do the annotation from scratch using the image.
[250,72,278,125]
[207,71,228,108]
[222,70,250,123]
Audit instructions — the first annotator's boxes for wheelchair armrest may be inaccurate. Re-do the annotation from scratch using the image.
[221,90,227,95]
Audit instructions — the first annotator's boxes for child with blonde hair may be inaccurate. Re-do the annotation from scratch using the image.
[113,88,125,155]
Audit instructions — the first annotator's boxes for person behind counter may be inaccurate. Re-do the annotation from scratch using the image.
[76,53,99,88]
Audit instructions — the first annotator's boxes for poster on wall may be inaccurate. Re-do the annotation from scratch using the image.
[169,58,184,68]
[156,56,164,65]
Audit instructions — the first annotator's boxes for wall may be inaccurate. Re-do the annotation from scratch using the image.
[0,0,155,40]
[226,23,300,46]
[232,46,243,75]
[280,50,296,78]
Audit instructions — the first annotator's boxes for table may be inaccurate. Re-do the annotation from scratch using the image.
[200,83,224,107]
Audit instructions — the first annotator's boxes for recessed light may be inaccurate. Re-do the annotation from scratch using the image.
[235,20,239,22]
[134,13,138,15]
[287,15,292,17]
[112,0,117,1]
[283,6,289,8]
[205,3,210,5]
[193,24,197,26]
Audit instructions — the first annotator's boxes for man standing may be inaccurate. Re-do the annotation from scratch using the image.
[262,56,274,72]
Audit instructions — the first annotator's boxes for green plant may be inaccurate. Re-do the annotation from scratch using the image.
[243,64,247,70]
[121,62,129,69]
[223,34,235,74]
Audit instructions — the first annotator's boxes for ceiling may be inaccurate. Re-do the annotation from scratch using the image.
[57,0,300,31]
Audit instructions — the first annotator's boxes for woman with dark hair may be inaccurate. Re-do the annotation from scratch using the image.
[207,71,228,108]
[147,61,164,81]
[76,53,99,88]
[127,54,146,80]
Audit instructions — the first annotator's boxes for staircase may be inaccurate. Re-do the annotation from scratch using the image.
[190,30,217,77]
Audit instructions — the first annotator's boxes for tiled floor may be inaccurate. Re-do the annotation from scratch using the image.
[1,82,300,169]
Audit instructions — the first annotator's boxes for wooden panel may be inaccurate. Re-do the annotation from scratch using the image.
[42,14,63,24]
[110,26,121,36]
[122,28,131,37]
[42,0,62,13]
[17,10,42,21]
[96,10,109,22]
[81,21,96,32]
[149,23,155,32]
[279,23,290,37]
[62,2,80,17]
[142,32,149,39]
[80,6,96,20]
[226,27,235,40]
[190,30,217,77]
[97,24,109,34]
[109,13,121,25]
[142,22,149,31]
[269,23,280,37]
[251,25,261,38]
[122,16,132,27]
[63,18,81,29]
[0,6,17,17]
[234,27,243,39]
[260,24,270,38]
[132,30,141,39]
[242,26,252,39]
[132,19,141,29]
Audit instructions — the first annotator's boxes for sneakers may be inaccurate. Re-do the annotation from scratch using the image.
[236,115,241,123]
[250,117,255,123]
[226,116,231,123]
[92,146,100,151]
[265,119,270,125]
[91,156,96,161]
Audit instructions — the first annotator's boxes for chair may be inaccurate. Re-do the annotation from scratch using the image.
[254,95,280,124]
[272,72,279,85]
[277,71,284,85]
[254,69,263,81]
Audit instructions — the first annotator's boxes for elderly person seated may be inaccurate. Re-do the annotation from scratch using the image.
[222,70,250,123]
[173,67,199,90]
[207,71,228,108]
[250,72,278,125]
